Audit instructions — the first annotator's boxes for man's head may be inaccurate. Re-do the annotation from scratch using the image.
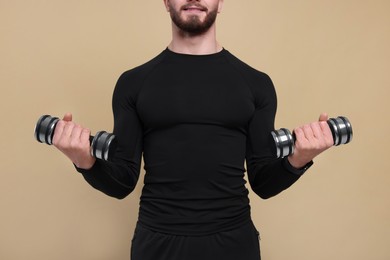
[163,0,224,35]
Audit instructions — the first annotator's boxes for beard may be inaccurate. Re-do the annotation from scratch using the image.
[169,3,219,35]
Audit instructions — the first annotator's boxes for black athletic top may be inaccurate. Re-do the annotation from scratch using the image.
[77,48,311,236]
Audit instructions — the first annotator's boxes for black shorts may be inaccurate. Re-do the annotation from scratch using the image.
[130,221,261,260]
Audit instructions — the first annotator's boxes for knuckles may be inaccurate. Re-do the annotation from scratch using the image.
[52,120,89,150]
[291,118,334,161]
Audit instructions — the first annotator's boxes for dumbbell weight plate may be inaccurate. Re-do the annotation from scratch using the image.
[34,115,59,145]
[327,116,353,146]
[270,128,294,158]
[91,131,116,161]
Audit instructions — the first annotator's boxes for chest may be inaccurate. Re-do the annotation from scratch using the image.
[136,63,255,130]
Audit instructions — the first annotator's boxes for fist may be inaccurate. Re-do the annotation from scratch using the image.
[288,113,334,169]
[52,113,96,169]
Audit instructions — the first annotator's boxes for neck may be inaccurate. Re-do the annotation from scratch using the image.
[168,24,222,55]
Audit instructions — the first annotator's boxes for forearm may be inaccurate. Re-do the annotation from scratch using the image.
[248,157,313,199]
[75,159,140,199]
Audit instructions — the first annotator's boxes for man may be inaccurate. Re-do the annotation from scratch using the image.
[53,1,334,259]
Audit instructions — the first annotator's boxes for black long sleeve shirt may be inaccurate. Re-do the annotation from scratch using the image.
[77,48,309,236]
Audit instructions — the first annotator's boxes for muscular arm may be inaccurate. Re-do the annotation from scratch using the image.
[75,72,144,199]
[245,74,312,199]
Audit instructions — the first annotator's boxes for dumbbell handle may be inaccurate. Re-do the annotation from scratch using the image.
[34,115,117,161]
[271,116,353,158]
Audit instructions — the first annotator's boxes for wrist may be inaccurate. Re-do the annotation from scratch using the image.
[283,157,313,176]
[74,157,96,170]
[287,156,309,169]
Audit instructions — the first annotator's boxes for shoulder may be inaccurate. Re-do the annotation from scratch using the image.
[117,50,167,86]
[113,50,168,99]
[222,49,273,85]
[222,49,277,106]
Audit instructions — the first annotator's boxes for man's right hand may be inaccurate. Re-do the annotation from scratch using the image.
[52,113,96,169]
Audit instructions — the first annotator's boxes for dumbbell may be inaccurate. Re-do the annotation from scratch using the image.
[34,115,117,161]
[271,116,353,158]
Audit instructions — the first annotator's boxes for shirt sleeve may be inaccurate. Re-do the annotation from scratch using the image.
[76,71,143,199]
[245,73,312,199]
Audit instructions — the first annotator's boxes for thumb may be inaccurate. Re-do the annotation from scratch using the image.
[318,112,329,122]
[62,112,73,122]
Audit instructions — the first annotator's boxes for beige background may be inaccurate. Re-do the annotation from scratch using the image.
[1,0,389,259]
